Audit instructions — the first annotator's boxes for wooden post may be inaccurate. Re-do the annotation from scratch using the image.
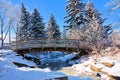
[54,43,56,50]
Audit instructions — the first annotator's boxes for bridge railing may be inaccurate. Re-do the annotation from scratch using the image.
[11,39,88,50]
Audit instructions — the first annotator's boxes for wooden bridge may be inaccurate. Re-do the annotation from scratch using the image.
[11,39,90,54]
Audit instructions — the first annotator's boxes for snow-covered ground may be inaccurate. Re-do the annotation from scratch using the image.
[0,49,92,80]
[1,47,120,80]
[68,47,120,80]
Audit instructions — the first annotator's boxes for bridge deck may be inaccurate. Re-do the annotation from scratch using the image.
[11,39,89,53]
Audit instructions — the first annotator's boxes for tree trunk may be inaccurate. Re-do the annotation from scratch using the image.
[0,16,4,48]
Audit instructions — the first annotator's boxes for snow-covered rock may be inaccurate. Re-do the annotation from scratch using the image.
[70,52,120,80]
[59,52,77,61]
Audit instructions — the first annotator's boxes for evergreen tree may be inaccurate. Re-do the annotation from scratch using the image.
[18,3,30,41]
[64,0,86,29]
[47,13,61,39]
[29,8,45,40]
[84,2,104,43]
[84,2,112,44]
[64,0,87,39]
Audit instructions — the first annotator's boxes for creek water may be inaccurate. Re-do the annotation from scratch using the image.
[39,59,71,71]
[32,51,73,71]
[25,52,95,79]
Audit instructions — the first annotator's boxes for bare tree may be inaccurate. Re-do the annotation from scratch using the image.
[0,0,20,48]
[106,0,120,12]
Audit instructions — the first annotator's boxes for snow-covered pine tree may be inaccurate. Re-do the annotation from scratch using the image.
[84,2,112,46]
[18,3,30,41]
[64,0,86,28]
[47,13,61,39]
[84,2,105,44]
[29,8,45,40]
[64,0,87,39]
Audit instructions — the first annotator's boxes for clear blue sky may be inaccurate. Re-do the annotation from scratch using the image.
[12,0,118,29]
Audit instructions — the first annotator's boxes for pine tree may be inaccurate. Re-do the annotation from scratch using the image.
[18,3,30,41]
[64,0,87,39]
[84,3,103,43]
[64,0,86,29]
[29,8,45,40]
[47,13,61,39]
[84,2,112,44]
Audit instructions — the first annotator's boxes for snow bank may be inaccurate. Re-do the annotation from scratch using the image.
[0,50,68,80]
[0,50,36,66]
[0,67,66,80]
[71,53,120,79]
[0,49,93,80]
[100,58,120,77]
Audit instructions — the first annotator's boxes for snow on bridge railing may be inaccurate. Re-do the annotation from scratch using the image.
[11,39,89,50]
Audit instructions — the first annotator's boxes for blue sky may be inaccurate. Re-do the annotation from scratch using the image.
[1,0,119,43]
[11,0,118,28]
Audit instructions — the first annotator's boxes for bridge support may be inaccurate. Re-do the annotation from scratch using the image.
[29,48,31,52]
[54,44,56,50]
